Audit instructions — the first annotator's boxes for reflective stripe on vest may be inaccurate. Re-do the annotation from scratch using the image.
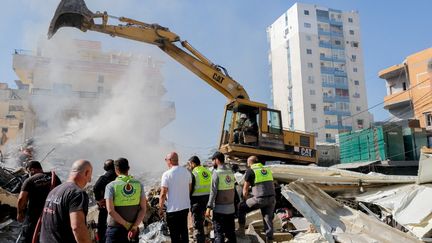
[215,168,235,205]
[113,175,141,207]
[192,166,212,196]
[251,163,273,184]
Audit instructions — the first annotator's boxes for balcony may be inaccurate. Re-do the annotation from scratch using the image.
[318,29,331,36]
[334,69,347,77]
[317,16,329,23]
[325,124,352,130]
[324,109,351,116]
[322,82,349,89]
[329,19,343,26]
[319,41,332,49]
[320,55,346,63]
[325,138,336,143]
[320,66,335,74]
[323,95,349,103]
[384,90,411,110]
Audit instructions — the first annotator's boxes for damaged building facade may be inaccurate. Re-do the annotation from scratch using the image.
[11,39,175,147]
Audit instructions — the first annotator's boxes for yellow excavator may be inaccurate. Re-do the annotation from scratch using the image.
[48,0,317,164]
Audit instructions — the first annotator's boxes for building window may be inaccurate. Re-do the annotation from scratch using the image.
[312,117,318,123]
[304,10,309,15]
[310,89,316,95]
[306,49,312,54]
[357,119,364,129]
[326,133,332,139]
[348,17,353,23]
[349,30,354,35]
[335,40,341,45]
[284,28,289,36]
[354,80,359,85]
[311,104,317,111]
[304,22,311,28]
[306,35,312,41]
[98,75,104,83]
[300,136,311,147]
[308,76,314,84]
[351,55,357,62]
[356,106,361,111]
[351,41,359,48]
[403,82,407,90]
[307,62,313,68]
[1,127,8,133]
[353,67,358,72]
[353,92,360,98]
[325,119,331,125]
[425,113,432,127]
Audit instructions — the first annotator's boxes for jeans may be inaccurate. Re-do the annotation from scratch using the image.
[190,195,209,243]
[238,196,276,240]
[18,216,38,243]
[166,208,189,243]
[212,212,236,243]
[105,226,138,243]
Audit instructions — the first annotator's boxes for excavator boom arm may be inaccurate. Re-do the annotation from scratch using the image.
[48,0,249,100]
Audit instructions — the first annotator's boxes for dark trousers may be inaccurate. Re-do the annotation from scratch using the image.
[212,212,236,243]
[166,208,189,243]
[238,196,276,240]
[105,226,138,243]
[191,195,209,243]
[97,208,108,243]
[18,216,37,243]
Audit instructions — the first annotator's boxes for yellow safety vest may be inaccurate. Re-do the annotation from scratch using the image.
[113,175,141,207]
[251,163,273,184]
[217,168,235,190]
[192,165,212,196]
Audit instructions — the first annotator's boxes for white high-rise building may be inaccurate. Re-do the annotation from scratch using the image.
[267,3,371,143]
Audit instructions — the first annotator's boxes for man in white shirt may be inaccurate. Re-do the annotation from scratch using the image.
[159,152,192,243]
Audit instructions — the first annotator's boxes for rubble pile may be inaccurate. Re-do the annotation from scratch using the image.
[0,148,432,242]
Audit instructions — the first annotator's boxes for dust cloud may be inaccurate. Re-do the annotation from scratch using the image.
[24,34,174,180]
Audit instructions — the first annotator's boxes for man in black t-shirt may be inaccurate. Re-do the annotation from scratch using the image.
[93,159,116,243]
[40,160,93,243]
[17,161,61,243]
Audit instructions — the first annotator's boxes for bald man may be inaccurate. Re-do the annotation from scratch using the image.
[159,152,192,243]
[40,160,93,243]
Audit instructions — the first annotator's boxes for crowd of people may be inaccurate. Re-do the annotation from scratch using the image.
[15,151,277,243]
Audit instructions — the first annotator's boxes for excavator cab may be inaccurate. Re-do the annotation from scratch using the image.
[219,99,316,164]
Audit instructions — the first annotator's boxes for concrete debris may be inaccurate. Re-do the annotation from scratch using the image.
[417,147,432,184]
[139,221,169,243]
[289,232,328,243]
[356,183,432,239]
[281,181,421,243]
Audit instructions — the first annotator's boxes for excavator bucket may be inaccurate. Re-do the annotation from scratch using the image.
[48,0,94,39]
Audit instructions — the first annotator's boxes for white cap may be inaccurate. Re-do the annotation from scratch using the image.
[240,114,247,119]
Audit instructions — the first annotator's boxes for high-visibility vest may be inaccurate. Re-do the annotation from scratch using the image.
[251,163,273,184]
[192,165,212,196]
[250,163,275,197]
[113,175,141,207]
[215,167,235,205]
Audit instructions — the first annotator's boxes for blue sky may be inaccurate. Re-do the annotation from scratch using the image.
[1,0,431,157]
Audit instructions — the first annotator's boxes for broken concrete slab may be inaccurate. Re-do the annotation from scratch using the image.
[0,187,17,208]
[281,181,421,243]
[290,232,328,243]
[417,148,432,184]
[356,183,432,239]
